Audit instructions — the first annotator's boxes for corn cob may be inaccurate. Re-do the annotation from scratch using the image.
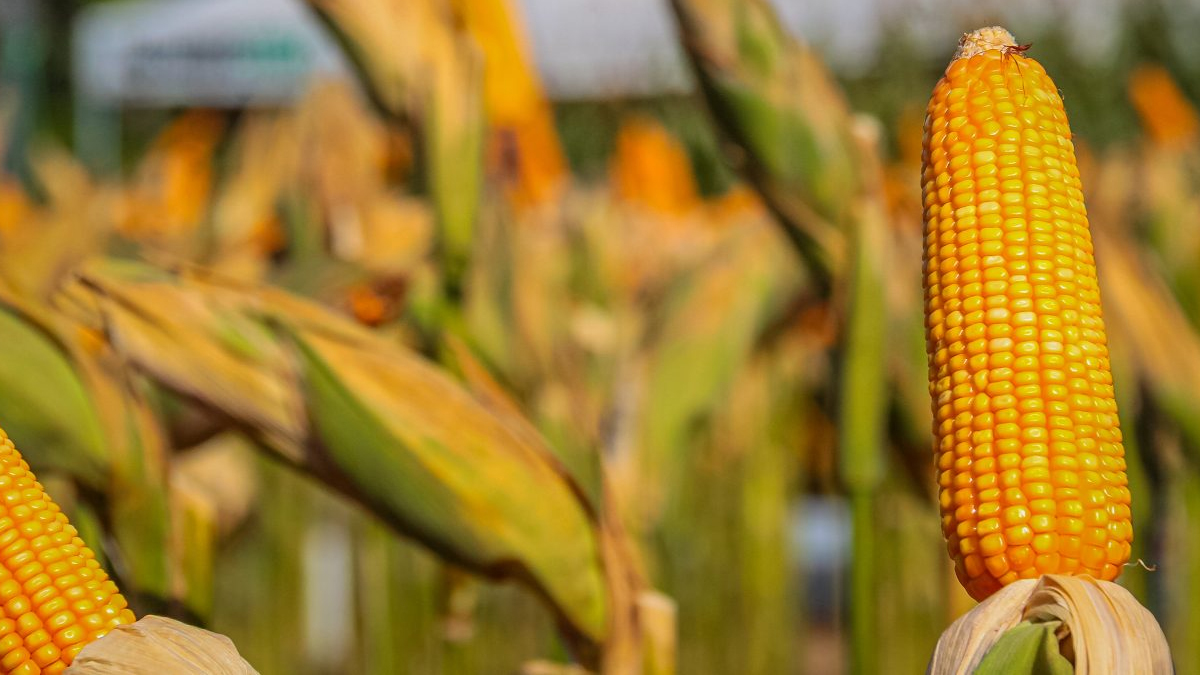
[921,27,1132,600]
[0,426,135,673]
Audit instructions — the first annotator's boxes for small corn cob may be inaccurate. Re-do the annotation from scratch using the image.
[921,27,1133,600]
[0,426,135,673]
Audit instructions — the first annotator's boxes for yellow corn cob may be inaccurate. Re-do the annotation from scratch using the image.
[0,426,135,673]
[921,27,1132,601]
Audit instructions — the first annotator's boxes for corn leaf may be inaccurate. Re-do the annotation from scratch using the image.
[106,389,173,607]
[838,120,888,492]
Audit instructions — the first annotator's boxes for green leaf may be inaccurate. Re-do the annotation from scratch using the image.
[976,621,1075,675]
[287,324,610,642]
[0,305,108,486]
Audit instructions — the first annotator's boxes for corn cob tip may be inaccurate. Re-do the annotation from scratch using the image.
[953,27,1017,60]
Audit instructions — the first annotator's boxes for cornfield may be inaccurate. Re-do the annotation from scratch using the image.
[0,0,1198,672]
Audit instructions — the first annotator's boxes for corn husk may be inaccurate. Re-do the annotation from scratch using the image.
[66,263,614,651]
[667,0,858,277]
[0,304,109,485]
[66,616,257,674]
[928,575,1173,675]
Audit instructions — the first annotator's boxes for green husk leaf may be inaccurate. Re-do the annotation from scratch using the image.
[285,323,609,642]
[669,0,859,277]
[974,621,1074,675]
[0,305,108,485]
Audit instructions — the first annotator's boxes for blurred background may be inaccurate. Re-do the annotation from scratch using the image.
[2,0,1200,673]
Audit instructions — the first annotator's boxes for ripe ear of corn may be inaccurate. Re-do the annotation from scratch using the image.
[921,27,1132,600]
[0,426,135,674]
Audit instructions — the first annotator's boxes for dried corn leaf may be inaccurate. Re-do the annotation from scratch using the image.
[169,482,218,619]
[105,384,174,603]
[929,575,1172,675]
[66,616,257,674]
[51,317,176,602]
[170,434,258,617]
[637,591,677,675]
[307,0,483,279]
[171,434,258,537]
[520,662,593,675]
[350,194,434,276]
[209,111,299,280]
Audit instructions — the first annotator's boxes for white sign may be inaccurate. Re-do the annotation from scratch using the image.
[74,0,349,107]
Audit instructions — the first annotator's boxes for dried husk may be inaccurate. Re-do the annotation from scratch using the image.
[65,616,257,674]
[928,575,1172,674]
